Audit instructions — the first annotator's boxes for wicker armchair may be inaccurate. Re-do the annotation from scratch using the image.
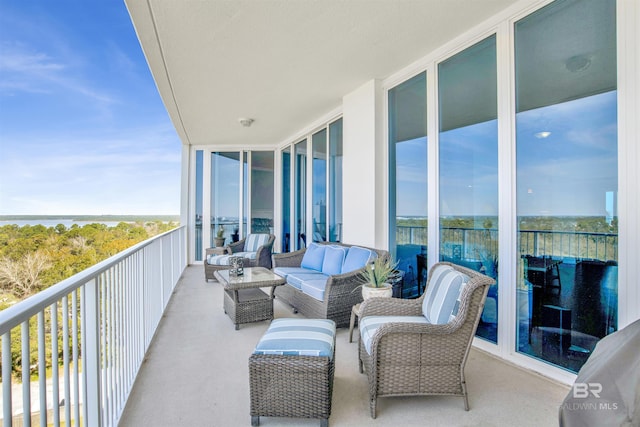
[358,261,494,418]
[204,234,275,281]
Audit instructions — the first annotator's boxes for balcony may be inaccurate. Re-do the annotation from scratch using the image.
[0,225,574,426]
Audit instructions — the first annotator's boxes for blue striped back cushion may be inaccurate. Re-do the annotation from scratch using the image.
[254,318,336,358]
[422,266,467,324]
[244,234,270,252]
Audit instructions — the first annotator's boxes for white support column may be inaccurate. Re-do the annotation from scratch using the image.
[342,79,385,248]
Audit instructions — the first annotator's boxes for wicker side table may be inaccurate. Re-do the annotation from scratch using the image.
[223,288,272,330]
[215,267,285,330]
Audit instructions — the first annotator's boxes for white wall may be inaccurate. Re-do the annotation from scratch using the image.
[342,80,384,248]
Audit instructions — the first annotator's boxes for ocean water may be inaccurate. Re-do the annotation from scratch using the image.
[0,219,124,228]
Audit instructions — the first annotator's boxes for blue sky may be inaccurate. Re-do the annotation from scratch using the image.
[0,1,181,215]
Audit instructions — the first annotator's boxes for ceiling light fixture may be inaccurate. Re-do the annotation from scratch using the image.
[565,55,591,73]
[238,118,254,127]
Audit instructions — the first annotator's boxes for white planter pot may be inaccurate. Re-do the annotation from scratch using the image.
[362,284,393,300]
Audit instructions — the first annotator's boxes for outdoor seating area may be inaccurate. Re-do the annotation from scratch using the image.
[118,265,569,426]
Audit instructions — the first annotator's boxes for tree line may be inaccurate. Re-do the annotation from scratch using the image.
[0,221,178,306]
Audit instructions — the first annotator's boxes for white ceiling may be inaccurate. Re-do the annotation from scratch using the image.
[124,0,520,147]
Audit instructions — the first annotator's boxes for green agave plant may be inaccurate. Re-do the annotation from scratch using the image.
[360,256,398,288]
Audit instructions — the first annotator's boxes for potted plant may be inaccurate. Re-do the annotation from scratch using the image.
[359,256,398,300]
[214,225,226,247]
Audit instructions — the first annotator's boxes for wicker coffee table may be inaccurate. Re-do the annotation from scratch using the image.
[214,267,285,330]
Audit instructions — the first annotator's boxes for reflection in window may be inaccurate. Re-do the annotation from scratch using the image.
[329,119,343,242]
[312,129,327,242]
[195,150,203,261]
[211,152,240,247]
[250,151,274,234]
[282,147,291,252]
[515,0,617,373]
[389,72,427,298]
[294,140,307,249]
[438,35,498,343]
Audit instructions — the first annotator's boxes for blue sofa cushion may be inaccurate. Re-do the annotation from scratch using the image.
[321,245,348,276]
[341,246,377,274]
[301,242,326,271]
[253,318,336,359]
[300,279,329,301]
[273,267,311,280]
[286,272,329,289]
[422,265,467,324]
[360,315,429,355]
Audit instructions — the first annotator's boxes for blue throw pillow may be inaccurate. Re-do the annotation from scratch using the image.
[342,246,377,273]
[301,242,326,271]
[321,245,348,276]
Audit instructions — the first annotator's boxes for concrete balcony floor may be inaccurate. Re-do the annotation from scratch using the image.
[119,265,569,427]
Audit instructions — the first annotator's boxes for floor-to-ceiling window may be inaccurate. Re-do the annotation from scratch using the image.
[211,152,240,246]
[195,150,204,261]
[514,0,617,372]
[294,140,307,250]
[312,129,328,242]
[282,147,291,252]
[438,35,499,343]
[250,151,275,234]
[329,119,343,242]
[389,72,427,298]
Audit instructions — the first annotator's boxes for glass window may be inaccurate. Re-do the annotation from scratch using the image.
[210,152,240,247]
[250,151,274,234]
[312,129,327,242]
[195,150,203,261]
[329,119,343,242]
[282,147,291,252]
[389,72,427,298]
[515,0,617,372]
[243,152,248,237]
[294,140,307,249]
[438,35,498,343]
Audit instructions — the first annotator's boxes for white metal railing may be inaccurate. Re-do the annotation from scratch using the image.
[0,226,187,427]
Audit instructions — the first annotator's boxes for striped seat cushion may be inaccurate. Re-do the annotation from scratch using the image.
[206,253,253,265]
[422,265,468,324]
[244,234,270,252]
[359,315,430,355]
[253,318,336,358]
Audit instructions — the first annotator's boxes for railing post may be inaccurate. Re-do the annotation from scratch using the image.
[84,278,102,427]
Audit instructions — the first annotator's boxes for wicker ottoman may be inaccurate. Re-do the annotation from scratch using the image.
[249,318,337,427]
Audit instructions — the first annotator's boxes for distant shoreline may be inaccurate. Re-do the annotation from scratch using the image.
[0,214,180,222]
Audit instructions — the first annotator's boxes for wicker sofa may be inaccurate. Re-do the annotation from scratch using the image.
[272,242,390,328]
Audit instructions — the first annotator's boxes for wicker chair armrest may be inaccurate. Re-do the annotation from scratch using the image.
[272,249,306,267]
[360,297,423,317]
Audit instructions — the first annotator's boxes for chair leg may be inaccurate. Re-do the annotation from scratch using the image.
[370,398,377,419]
[320,418,329,427]
[251,415,259,426]
[462,379,470,411]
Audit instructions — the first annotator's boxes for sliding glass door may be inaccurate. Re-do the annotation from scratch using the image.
[389,72,427,298]
[514,0,617,372]
[438,35,498,343]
